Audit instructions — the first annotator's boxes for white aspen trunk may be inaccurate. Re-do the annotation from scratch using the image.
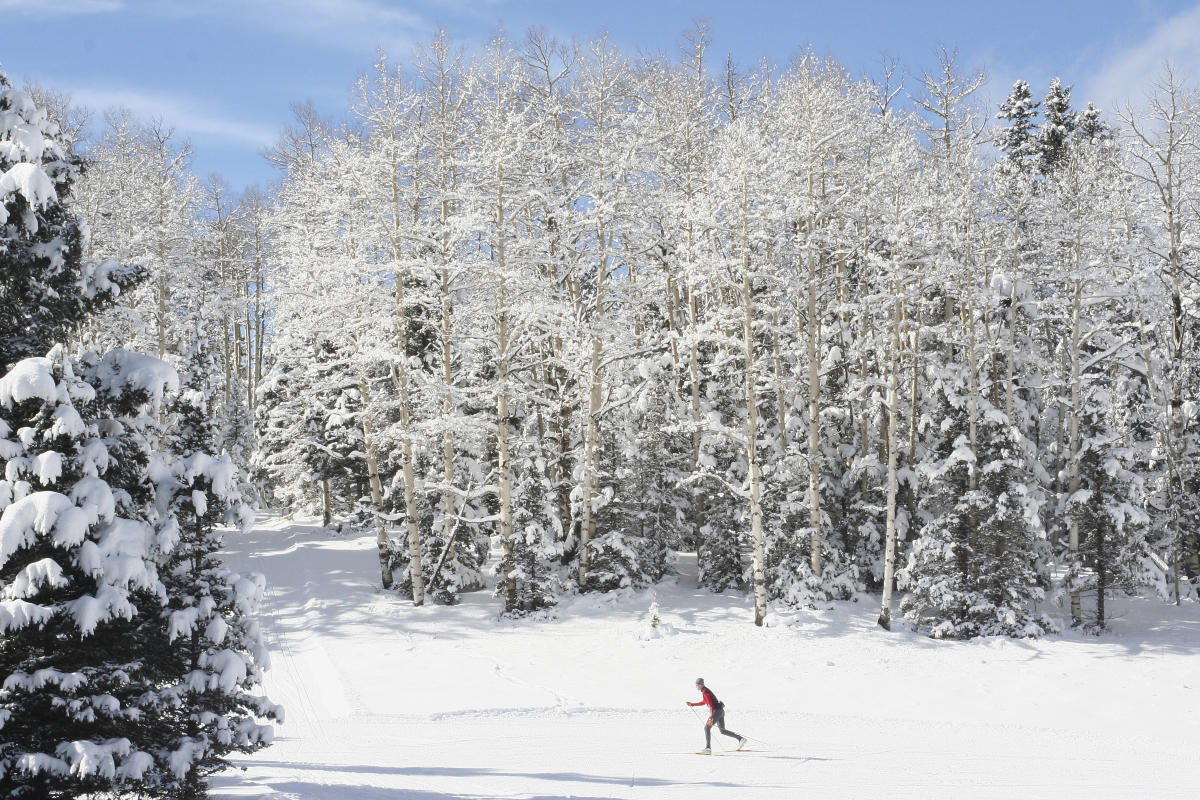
[878,295,902,630]
[400,383,424,606]
[245,304,254,412]
[578,220,610,585]
[687,284,704,465]
[908,313,920,468]
[966,298,979,493]
[771,310,787,455]
[438,186,459,573]
[742,271,768,627]
[222,309,232,407]
[1168,204,1185,605]
[157,271,169,361]
[738,174,767,626]
[666,274,683,377]
[497,289,515,611]
[805,252,823,576]
[367,111,426,608]
[686,280,708,587]
[1068,276,1083,625]
[253,230,266,412]
[578,337,603,582]
[359,376,393,590]
[494,172,517,611]
[1005,281,1017,421]
[392,275,425,608]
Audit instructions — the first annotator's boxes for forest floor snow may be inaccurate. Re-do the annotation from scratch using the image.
[211,515,1200,799]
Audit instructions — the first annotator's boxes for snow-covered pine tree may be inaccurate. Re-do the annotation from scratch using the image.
[995,80,1040,173]
[1038,77,1076,175]
[900,394,1055,638]
[0,71,140,374]
[586,357,683,592]
[965,410,1056,638]
[301,337,366,528]
[0,76,175,796]
[0,347,176,798]
[1068,394,1152,631]
[250,331,316,515]
[148,321,280,798]
[499,435,562,612]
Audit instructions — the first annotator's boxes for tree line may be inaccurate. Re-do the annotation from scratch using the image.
[254,29,1200,636]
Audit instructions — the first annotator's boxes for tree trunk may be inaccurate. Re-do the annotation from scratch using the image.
[805,253,823,576]
[1068,277,1082,626]
[578,221,611,586]
[392,290,425,608]
[494,175,517,612]
[578,336,603,584]
[742,272,768,627]
[879,296,902,630]
[358,376,393,590]
[439,209,459,579]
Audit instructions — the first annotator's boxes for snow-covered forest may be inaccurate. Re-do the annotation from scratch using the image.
[5,20,1200,798]
[253,32,1195,632]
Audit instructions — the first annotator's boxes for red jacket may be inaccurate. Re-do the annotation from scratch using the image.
[688,687,720,719]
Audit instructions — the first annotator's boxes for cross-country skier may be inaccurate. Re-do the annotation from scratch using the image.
[686,678,747,754]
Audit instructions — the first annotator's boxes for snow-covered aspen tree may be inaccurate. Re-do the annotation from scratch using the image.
[1118,66,1200,601]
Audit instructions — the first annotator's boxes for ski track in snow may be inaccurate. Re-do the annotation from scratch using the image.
[212,516,1200,799]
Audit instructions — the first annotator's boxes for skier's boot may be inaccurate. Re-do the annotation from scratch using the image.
[700,748,711,755]
[737,737,747,750]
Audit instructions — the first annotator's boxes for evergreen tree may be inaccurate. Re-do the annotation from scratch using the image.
[0,348,172,798]
[1067,402,1151,631]
[498,441,561,613]
[1074,102,1109,143]
[0,70,139,374]
[995,80,1041,173]
[148,323,280,798]
[1038,77,1076,175]
[901,395,1056,638]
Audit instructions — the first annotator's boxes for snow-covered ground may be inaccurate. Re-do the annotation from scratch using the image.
[212,516,1200,799]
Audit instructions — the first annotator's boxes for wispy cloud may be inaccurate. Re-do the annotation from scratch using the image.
[0,0,123,15]
[1086,2,1200,113]
[68,85,278,147]
[4,0,433,52]
[206,0,431,53]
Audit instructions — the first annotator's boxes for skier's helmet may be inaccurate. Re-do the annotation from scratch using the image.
[695,678,704,687]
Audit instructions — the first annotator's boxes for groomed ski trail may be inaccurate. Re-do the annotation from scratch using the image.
[212,515,1200,799]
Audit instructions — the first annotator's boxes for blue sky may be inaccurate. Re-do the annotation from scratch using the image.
[3,0,1199,192]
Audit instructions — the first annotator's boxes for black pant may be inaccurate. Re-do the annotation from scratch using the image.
[705,705,742,748]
